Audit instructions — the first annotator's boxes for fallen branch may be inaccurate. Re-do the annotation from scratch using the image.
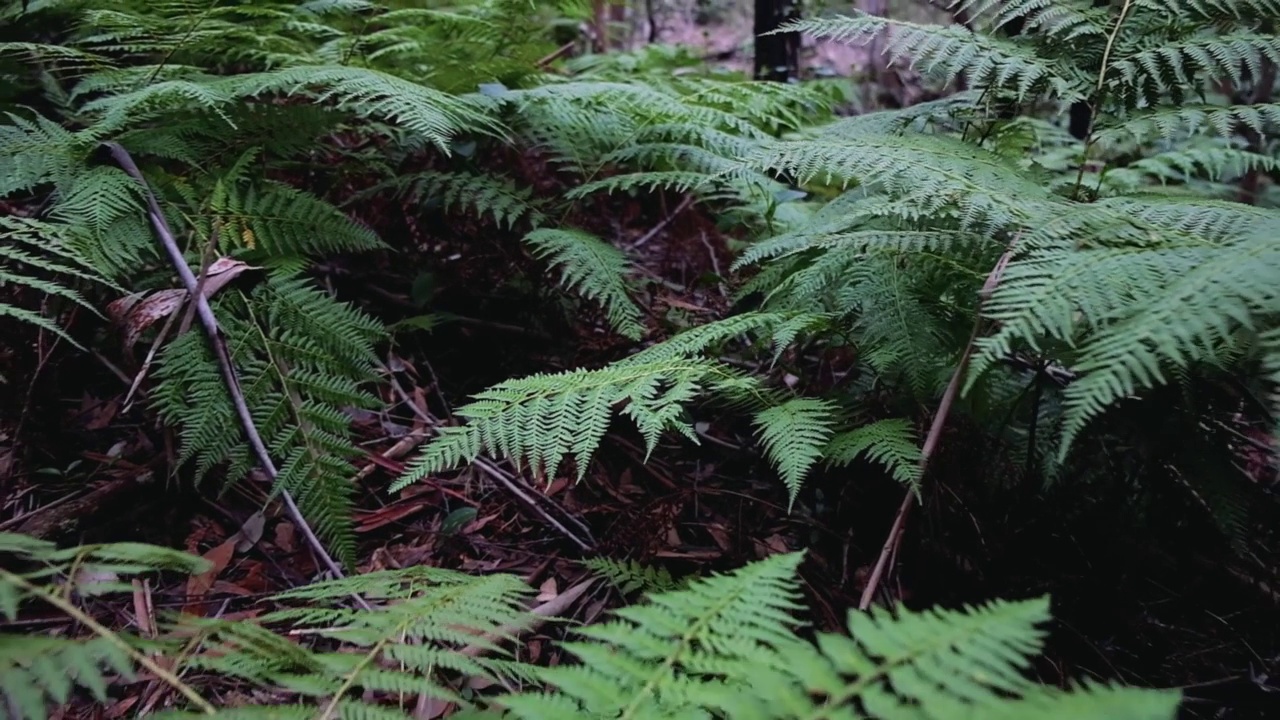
[103,143,368,608]
[858,240,1017,610]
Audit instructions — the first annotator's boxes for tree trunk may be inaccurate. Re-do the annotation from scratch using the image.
[753,0,801,82]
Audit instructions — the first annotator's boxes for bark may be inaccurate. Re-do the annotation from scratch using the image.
[753,0,801,82]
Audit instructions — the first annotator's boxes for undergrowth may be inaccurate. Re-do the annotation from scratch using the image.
[0,0,1277,715]
[0,533,1182,719]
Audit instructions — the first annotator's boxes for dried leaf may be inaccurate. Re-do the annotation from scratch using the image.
[183,538,235,614]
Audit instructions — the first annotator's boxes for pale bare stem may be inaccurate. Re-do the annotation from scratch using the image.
[1072,0,1135,198]
[858,237,1019,610]
[103,142,371,610]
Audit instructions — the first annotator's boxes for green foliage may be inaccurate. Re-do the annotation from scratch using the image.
[392,0,1280,544]
[825,418,924,488]
[187,566,538,711]
[393,357,763,489]
[0,534,1180,720]
[753,397,839,505]
[582,557,684,596]
[525,228,646,340]
[151,273,383,567]
[0,216,107,346]
[0,533,210,720]
[494,552,1179,720]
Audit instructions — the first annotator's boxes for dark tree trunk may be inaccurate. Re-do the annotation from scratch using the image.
[753,0,800,82]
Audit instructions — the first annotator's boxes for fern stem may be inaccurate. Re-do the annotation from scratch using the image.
[1072,0,1136,198]
[617,573,753,719]
[318,632,400,720]
[0,568,217,715]
[857,240,1018,610]
[102,143,368,607]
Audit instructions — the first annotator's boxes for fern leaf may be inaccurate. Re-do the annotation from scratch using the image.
[500,552,806,720]
[524,228,645,340]
[825,418,924,488]
[394,359,757,490]
[753,397,838,505]
[583,557,683,596]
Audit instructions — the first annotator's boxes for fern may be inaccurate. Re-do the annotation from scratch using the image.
[0,532,1178,719]
[0,216,107,346]
[359,170,546,230]
[524,228,645,340]
[730,0,1280,510]
[494,551,1181,719]
[151,273,384,568]
[0,533,209,720]
[186,566,538,710]
[393,358,760,490]
[753,397,839,506]
[583,557,684,596]
[825,418,924,488]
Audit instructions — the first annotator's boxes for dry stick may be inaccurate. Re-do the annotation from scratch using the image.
[627,195,695,250]
[103,143,368,608]
[857,242,1017,610]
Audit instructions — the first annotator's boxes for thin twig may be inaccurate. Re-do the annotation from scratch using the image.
[103,143,367,607]
[627,195,695,250]
[858,239,1019,610]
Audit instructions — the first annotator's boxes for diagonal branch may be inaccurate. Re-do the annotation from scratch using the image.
[103,143,368,607]
[858,239,1018,610]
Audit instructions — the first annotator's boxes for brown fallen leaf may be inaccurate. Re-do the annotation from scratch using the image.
[109,258,259,350]
[183,538,236,615]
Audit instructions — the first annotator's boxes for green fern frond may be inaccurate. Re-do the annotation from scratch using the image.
[393,359,758,490]
[565,170,718,199]
[624,311,826,366]
[152,273,383,568]
[208,179,384,259]
[497,552,1180,719]
[784,14,1083,104]
[583,557,684,596]
[825,418,924,488]
[753,132,1058,233]
[233,65,502,151]
[361,171,545,230]
[0,217,108,345]
[753,397,838,505]
[0,111,86,197]
[523,228,645,340]
[1093,103,1280,146]
[1056,227,1280,455]
[0,533,208,720]
[499,551,806,720]
[0,635,137,720]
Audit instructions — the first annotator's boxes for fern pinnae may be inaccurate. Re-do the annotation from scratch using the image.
[753,398,839,506]
[825,418,925,488]
[523,228,645,340]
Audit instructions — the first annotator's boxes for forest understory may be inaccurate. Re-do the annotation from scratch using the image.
[2,1,1280,719]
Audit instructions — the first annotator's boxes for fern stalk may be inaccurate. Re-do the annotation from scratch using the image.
[1073,0,1136,197]
[104,143,365,596]
[0,568,215,714]
[859,242,1018,609]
